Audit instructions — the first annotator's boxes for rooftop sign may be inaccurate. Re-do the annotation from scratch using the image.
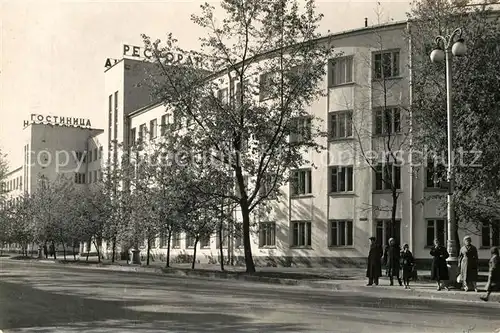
[24,114,92,128]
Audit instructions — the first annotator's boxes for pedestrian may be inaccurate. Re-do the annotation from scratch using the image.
[430,238,449,291]
[383,238,403,286]
[400,243,415,289]
[43,244,48,259]
[480,246,500,302]
[458,235,479,292]
[366,236,383,286]
[49,243,55,258]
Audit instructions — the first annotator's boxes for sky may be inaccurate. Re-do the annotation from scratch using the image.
[0,0,411,170]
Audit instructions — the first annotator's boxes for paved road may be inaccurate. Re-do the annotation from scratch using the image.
[0,259,499,333]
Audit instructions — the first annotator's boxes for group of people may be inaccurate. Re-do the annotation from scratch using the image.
[366,235,500,302]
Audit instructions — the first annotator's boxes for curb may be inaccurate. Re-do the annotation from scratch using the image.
[25,258,497,303]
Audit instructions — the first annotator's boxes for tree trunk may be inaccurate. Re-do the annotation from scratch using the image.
[219,203,225,271]
[146,238,151,266]
[241,202,255,273]
[73,242,76,261]
[166,229,172,268]
[52,241,57,260]
[86,239,91,262]
[192,237,199,270]
[93,240,101,263]
[111,236,116,263]
[62,243,67,261]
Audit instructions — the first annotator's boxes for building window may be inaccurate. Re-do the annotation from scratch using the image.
[99,146,103,159]
[186,235,195,248]
[160,114,169,136]
[426,158,446,188]
[150,237,156,249]
[150,119,157,140]
[259,173,277,199]
[330,166,354,193]
[259,72,276,101]
[74,173,86,184]
[93,170,98,183]
[88,150,93,163]
[88,172,93,184]
[376,220,401,246]
[130,128,136,145]
[138,124,146,142]
[200,235,211,248]
[218,88,229,104]
[234,223,243,248]
[216,228,228,249]
[291,221,312,247]
[328,56,354,87]
[374,164,401,191]
[290,116,312,143]
[329,220,353,247]
[373,50,400,79]
[481,220,500,247]
[329,111,353,139]
[290,169,312,196]
[259,222,276,247]
[426,219,446,247]
[172,232,181,248]
[374,107,400,135]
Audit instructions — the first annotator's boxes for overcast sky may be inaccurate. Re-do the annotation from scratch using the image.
[0,0,410,169]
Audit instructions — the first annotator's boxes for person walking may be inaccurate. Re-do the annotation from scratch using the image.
[400,243,415,289]
[480,247,500,302]
[43,243,48,259]
[430,238,449,291]
[366,236,383,286]
[458,235,479,292]
[384,238,402,286]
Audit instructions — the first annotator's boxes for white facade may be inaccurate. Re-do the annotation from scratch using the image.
[2,20,496,266]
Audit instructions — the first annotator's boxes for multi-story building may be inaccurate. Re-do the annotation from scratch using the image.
[2,19,497,266]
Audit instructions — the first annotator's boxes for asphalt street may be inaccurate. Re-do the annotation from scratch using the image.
[0,258,499,333]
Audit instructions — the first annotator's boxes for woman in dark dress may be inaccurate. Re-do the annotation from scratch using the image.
[458,235,479,292]
[400,243,415,289]
[383,238,402,286]
[430,238,449,291]
[366,236,383,286]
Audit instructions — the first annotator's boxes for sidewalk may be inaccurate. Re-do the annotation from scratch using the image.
[12,255,495,303]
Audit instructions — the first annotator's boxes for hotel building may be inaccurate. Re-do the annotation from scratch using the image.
[2,20,497,266]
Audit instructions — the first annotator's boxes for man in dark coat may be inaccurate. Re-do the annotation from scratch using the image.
[366,237,383,286]
[384,237,403,286]
[480,247,500,302]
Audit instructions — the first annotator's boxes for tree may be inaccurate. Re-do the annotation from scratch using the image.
[142,0,334,273]
[408,0,500,243]
[0,149,8,204]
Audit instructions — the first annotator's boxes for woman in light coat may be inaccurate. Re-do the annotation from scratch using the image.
[458,235,479,292]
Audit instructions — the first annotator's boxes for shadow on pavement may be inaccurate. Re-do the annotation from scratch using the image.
[0,280,305,332]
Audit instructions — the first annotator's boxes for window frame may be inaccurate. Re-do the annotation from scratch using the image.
[329,165,354,194]
[290,116,312,143]
[374,163,402,191]
[329,110,353,140]
[328,55,354,87]
[373,50,400,80]
[291,221,312,248]
[329,220,354,247]
[150,118,158,140]
[425,158,447,189]
[290,168,312,197]
[425,218,446,248]
[259,222,276,248]
[373,107,401,136]
[375,219,401,246]
[481,220,500,248]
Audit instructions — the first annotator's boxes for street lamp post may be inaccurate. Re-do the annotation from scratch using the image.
[429,28,467,286]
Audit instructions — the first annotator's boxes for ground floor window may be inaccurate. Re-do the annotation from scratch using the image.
[375,219,401,246]
[291,221,312,247]
[329,220,353,247]
[259,222,276,247]
[481,220,500,247]
[426,219,445,247]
